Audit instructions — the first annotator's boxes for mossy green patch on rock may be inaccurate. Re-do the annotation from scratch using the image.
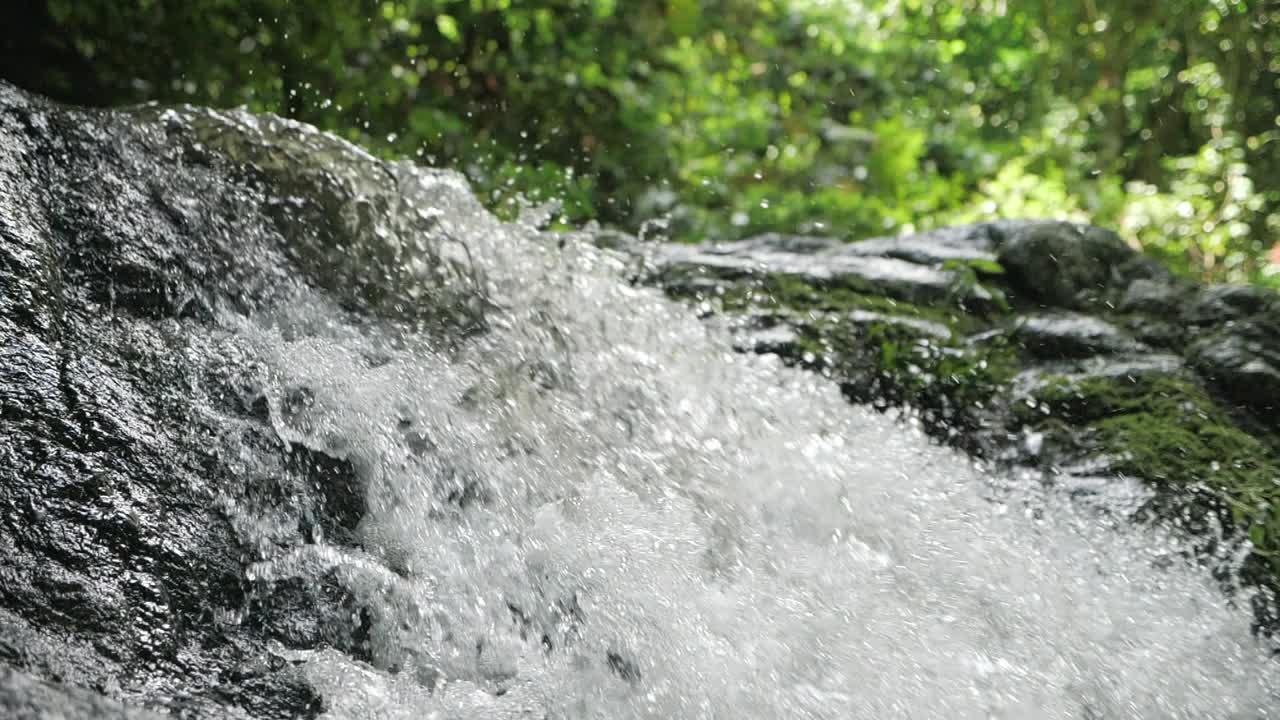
[719,272,983,331]
[676,270,1018,446]
[818,314,1018,426]
[1020,373,1280,578]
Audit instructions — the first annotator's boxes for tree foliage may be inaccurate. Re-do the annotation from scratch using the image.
[4,0,1278,285]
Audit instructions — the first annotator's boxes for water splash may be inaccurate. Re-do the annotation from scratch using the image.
[177,108,1279,719]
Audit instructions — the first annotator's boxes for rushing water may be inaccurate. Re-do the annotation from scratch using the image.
[154,109,1279,719]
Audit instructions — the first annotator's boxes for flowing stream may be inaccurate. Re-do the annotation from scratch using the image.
[123,108,1278,718]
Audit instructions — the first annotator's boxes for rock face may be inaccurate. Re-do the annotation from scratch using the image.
[642,220,1280,626]
[0,83,383,716]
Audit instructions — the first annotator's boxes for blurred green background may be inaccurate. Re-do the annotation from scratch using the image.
[3,0,1278,286]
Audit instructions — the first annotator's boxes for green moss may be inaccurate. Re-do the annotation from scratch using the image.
[1026,373,1280,576]
[804,313,1019,443]
[677,270,1017,439]
[720,272,984,331]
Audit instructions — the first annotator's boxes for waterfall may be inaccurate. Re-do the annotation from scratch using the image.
[0,88,1275,719]
[195,113,1274,718]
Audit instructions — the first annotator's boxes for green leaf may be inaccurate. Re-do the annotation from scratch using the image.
[669,0,701,37]
[436,14,460,43]
[592,0,617,19]
[966,259,1006,275]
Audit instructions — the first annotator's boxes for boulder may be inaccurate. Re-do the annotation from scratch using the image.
[1186,284,1279,324]
[1190,329,1280,414]
[1012,313,1147,359]
[0,81,364,717]
[997,222,1134,308]
[1119,278,1189,315]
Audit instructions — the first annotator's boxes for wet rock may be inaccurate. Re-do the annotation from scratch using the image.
[650,237,990,306]
[1011,354,1188,399]
[0,667,166,719]
[841,224,1000,265]
[1009,366,1279,521]
[652,264,726,299]
[818,255,966,305]
[1119,278,1188,315]
[605,651,642,685]
[847,309,952,341]
[1052,473,1154,515]
[0,81,372,717]
[726,232,842,255]
[1120,316,1186,349]
[1186,284,1279,324]
[1190,329,1280,414]
[1012,313,1147,359]
[732,324,804,356]
[288,444,365,544]
[589,227,638,250]
[997,222,1133,308]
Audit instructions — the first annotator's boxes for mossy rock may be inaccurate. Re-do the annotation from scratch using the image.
[663,269,1019,448]
[1018,372,1280,581]
[642,221,1280,624]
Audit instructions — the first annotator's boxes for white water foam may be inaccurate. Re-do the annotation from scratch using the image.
[225,162,1276,719]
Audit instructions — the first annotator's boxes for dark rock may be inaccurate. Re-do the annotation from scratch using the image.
[287,444,365,544]
[1114,253,1179,286]
[997,222,1134,308]
[841,224,1000,266]
[1121,316,1186,348]
[1002,358,1193,475]
[818,255,969,305]
[725,232,842,255]
[1186,284,1278,324]
[0,666,166,719]
[1012,313,1147,359]
[650,237,990,306]
[606,651,642,684]
[1011,354,1188,398]
[1190,330,1280,414]
[652,265,725,299]
[1119,278,1188,315]
[0,81,373,717]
